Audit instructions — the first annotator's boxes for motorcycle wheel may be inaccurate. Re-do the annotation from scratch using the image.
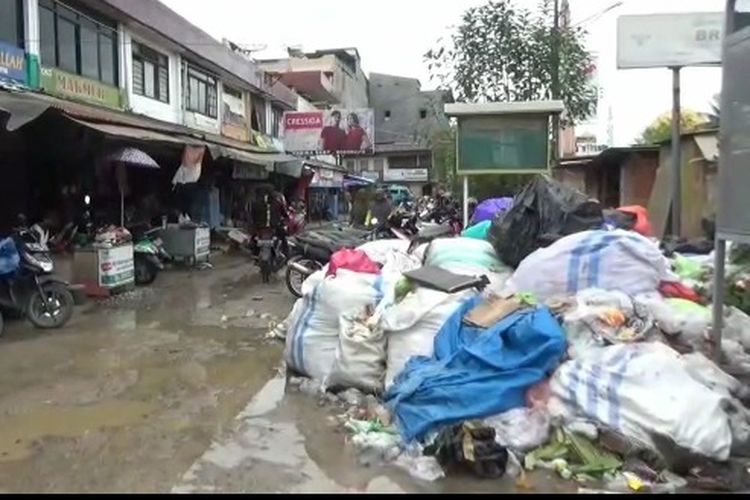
[285,258,320,298]
[26,283,74,329]
[134,256,158,285]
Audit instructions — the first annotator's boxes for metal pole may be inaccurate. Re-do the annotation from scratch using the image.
[551,0,561,158]
[462,176,469,228]
[670,67,682,236]
[711,238,726,363]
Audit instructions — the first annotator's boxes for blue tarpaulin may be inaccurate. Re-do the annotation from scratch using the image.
[384,296,566,442]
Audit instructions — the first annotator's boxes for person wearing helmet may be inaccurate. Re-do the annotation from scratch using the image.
[368,188,392,227]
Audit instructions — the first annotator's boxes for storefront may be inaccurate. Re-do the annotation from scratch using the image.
[305,162,345,221]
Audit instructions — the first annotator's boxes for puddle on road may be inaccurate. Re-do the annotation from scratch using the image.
[0,257,296,491]
[0,400,156,462]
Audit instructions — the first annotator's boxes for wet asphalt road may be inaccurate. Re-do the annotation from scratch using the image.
[0,254,570,493]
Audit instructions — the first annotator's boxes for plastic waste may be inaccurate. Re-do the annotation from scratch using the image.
[284,269,396,380]
[327,312,387,393]
[393,444,445,482]
[484,407,551,452]
[471,197,513,224]
[461,220,492,240]
[381,286,475,388]
[616,205,653,237]
[488,176,604,268]
[424,237,504,272]
[327,248,380,277]
[550,342,735,461]
[507,230,673,300]
[385,297,566,442]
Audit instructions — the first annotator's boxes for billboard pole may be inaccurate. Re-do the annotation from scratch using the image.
[670,66,682,236]
[463,176,469,228]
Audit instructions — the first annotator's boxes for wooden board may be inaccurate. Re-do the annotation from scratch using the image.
[647,162,672,239]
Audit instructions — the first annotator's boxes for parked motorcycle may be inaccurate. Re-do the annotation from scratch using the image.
[283,215,415,298]
[253,227,288,284]
[0,224,75,336]
[132,227,170,285]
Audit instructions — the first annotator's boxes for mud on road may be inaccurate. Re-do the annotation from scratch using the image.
[0,256,293,492]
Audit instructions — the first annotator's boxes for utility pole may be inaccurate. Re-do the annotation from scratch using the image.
[551,0,561,165]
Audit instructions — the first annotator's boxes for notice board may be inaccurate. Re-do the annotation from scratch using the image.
[456,114,550,175]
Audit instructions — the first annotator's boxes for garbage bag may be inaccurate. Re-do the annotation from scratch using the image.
[616,205,654,237]
[562,289,654,358]
[285,269,393,380]
[424,421,509,479]
[488,176,603,268]
[381,287,475,389]
[0,237,19,277]
[425,237,503,272]
[485,407,551,452]
[327,248,380,277]
[461,220,492,240]
[549,342,736,461]
[507,229,673,300]
[384,297,566,442]
[638,295,710,343]
[471,197,513,224]
[327,312,387,393]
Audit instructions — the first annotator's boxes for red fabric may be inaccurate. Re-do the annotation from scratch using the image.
[320,126,346,152]
[617,205,654,237]
[344,126,367,151]
[327,248,381,277]
[659,281,705,304]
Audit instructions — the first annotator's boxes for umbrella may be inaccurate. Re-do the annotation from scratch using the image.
[107,148,160,227]
[107,147,160,169]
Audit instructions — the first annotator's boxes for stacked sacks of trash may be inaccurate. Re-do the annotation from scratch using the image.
[281,175,750,491]
[283,236,512,394]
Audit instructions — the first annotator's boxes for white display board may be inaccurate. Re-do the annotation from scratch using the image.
[617,13,724,68]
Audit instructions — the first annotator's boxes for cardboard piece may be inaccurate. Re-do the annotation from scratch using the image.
[464,295,523,328]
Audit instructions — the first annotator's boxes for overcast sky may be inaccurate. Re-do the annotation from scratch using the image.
[160,0,725,145]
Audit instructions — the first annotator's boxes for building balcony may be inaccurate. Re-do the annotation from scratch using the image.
[274,71,339,106]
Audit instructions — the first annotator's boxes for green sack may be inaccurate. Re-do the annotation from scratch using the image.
[461,220,492,240]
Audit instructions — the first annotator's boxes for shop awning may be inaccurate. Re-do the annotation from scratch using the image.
[68,117,198,146]
[1,88,305,174]
[303,157,346,173]
[0,90,52,131]
[344,174,376,186]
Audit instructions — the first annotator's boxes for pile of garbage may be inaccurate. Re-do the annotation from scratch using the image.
[274,176,750,492]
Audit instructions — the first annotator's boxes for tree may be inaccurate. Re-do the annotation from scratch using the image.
[425,0,598,126]
[637,109,709,145]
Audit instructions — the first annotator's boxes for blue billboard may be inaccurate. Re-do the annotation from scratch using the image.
[0,41,27,85]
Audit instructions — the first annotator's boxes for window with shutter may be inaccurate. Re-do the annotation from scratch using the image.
[132,58,144,95]
[131,40,170,103]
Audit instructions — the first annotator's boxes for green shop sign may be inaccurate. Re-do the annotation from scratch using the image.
[40,67,123,109]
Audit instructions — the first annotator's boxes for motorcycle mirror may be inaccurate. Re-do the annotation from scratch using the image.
[84,195,91,206]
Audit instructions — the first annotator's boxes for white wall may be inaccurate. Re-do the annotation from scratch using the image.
[120,29,182,124]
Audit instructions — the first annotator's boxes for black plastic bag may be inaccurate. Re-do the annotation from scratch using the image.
[489,176,603,268]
